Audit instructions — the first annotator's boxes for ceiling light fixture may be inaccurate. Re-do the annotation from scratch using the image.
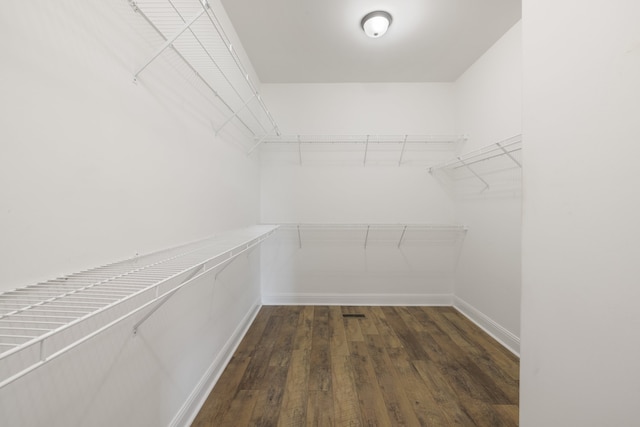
[361,11,392,38]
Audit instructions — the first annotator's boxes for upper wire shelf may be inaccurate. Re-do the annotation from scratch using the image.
[0,225,277,389]
[130,0,280,143]
[257,134,467,165]
[428,135,522,191]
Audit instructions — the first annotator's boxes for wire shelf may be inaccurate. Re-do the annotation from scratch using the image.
[428,135,522,192]
[270,223,467,249]
[130,0,279,142]
[261,134,466,145]
[0,225,277,388]
[257,134,467,165]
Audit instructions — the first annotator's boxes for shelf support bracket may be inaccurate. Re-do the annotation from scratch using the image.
[132,263,205,335]
[364,225,370,249]
[297,225,302,249]
[458,157,490,192]
[298,135,302,165]
[497,142,522,168]
[363,135,370,166]
[397,225,408,248]
[215,94,257,135]
[134,6,208,79]
[214,253,240,281]
[128,0,139,13]
[247,125,277,156]
[398,135,408,166]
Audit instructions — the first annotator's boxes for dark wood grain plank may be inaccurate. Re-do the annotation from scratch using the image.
[413,359,478,426]
[386,346,449,426]
[348,340,393,426]
[293,305,314,351]
[330,306,362,426]
[277,349,310,427]
[216,389,259,427]
[369,306,403,349]
[331,353,363,426]
[329,305,349,356]
[309,306,331,391]
[364,334,422,426]
[236,314,283,390]
[380,306,429,360]
[342,307,365,342]
[306,390,335,427]
[191,355,251,427]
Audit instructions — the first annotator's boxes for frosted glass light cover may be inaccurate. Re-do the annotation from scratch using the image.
[361,11,392,38]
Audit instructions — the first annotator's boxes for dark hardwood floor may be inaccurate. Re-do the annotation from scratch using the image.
[192,306,519,426]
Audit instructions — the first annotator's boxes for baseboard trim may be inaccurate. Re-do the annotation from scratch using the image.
[262,293,453,306]
[453,296,520,357]
[170,300,262,427]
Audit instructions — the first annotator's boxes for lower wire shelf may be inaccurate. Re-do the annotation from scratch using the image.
[0,225,277,388]
[269,223,467,249]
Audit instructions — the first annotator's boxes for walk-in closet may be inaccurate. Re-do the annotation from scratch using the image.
[1,0,638,426]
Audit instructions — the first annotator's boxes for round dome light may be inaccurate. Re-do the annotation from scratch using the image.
[361,11,392,38]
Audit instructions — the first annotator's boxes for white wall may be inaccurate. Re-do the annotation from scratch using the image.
[260,83,457,226]
[259,83,461,303]
[0,0,260,291]
[521,1,640,425]
[260,83,456,135]
[0,0,263,425]
[452,22,522,353]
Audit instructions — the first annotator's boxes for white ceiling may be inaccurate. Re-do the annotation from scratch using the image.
[219,0,521,83]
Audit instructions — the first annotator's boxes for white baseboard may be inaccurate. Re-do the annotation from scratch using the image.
[170,300,262,427]
[262,293,453,306]
[453,296,520,357]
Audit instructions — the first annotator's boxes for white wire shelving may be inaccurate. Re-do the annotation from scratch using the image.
[270,223,467,249]
[129,0,280,143]
[257,134,467,165]
[428,135,522,191]
[0,225,277,388]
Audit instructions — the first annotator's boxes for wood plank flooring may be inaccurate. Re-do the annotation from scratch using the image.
[192,306,519,426]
